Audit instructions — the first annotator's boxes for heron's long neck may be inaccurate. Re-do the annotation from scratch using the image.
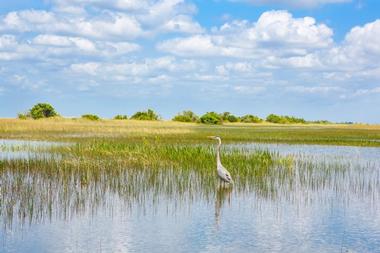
[216,142,222,166]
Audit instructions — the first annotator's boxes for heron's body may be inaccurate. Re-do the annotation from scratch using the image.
[210,136,233,184]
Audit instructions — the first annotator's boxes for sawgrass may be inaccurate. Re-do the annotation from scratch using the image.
[1,118,380,146]
[0,118,379,228]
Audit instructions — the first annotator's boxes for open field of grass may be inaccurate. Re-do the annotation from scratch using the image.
[1,118,380,146]
[1,118,379,228]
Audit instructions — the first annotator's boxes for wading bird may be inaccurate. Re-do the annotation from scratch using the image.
[208,136,233,185]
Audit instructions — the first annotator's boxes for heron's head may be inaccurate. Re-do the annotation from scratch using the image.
[208,136,222,143]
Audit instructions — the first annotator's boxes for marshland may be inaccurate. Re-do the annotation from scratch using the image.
[1,118,379,252]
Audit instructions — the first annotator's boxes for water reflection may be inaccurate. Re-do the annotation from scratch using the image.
[0,142,379,252]
[215,185,232,228]
[0,139,65,160]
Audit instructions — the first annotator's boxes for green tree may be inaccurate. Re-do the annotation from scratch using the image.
[131,109,159,121]
[172,110,199,122]
[17,113,29,120]
[266,114,306,124]
[227,114,239,122]
[240,114,262,123]
[82,114,100,120]
[220,112,239,123]
[200,112,223,125]
[29,103,58,119]
[114,114,128,120]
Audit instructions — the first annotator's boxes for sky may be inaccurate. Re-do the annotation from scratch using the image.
[0,0,379,123]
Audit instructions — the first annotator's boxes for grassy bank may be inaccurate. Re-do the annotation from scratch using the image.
[0,118,379,146]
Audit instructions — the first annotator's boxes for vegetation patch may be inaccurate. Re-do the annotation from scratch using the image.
[81,114,100,121]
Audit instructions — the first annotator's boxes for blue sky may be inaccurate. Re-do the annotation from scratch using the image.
[0,0,379,122]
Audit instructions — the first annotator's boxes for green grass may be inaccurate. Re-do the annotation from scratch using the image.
[0,118,380,146]
[0,118,379,228]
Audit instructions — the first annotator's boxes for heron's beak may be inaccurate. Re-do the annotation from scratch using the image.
[207,136,215,139]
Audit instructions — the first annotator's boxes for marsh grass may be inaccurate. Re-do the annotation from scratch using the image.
[1,137,379,230]
[0,119,379,230]
[1,118,380,146]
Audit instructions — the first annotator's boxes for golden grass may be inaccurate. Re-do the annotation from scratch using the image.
[1,118,380,146]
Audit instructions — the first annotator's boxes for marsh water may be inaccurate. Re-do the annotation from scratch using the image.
[1,139,379,252]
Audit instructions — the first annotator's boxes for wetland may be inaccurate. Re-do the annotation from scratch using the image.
[0,119,379,252]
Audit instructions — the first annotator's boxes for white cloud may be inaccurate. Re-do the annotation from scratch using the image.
[285,85,342,94]
[0,34,37,60]
[0,34,140,61]
[318,19,380,76]
[158,11,333,58]
[252,10,332,49]
[0,0,202,40]
[341,19,380,63]
[68,57,202,82]
[160,15,203,34]
[70,62,100,75]
[1,10,145,40]
[233,85,266,94]
[157,35,221,57]
[234,0,351,8]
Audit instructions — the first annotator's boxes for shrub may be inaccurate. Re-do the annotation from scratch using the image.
[172,110,199,122]
[29,103,58,119]
[310,120,331,124]
[240,114,263,123]
[200,112,223,125]
[220,112,239,123]
[82,114,100,121]
[227,115,239,123]
[114,115,128,120]
[266,114,306,124]
[17,113,29,120]
[131,109,159,121]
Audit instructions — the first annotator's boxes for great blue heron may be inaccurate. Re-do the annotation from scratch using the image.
[208,136,233,184]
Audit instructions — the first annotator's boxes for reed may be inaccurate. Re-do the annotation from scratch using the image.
[0,118,379,229]
[1,118,380,146]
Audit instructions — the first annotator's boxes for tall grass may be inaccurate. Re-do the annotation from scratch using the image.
[0,118,379,229]
[0,118,380,146]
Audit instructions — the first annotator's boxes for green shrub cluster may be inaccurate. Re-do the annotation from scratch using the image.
[240,114,263,123]
[82,114,100,121]
[114,115,128,120]
[17,103,333,125]
[17,113,29,120]
[220,112,239,123]
[200,112,223,125]
[131,109,159,121]
[172,110,199,122]
[266,114,306,124]
[29,103,58,119]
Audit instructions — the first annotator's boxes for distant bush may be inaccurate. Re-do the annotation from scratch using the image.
[200,112,223,125]
[82,114,100,121]
[114,114,128,120]
[17,113,29,120]
[310,120,331,124]
[220,112,239,123]
[240,114,262,123]
[29,103,58,119]
[266,114,306,124]
[131,109,159,121]
[172,110,199,123]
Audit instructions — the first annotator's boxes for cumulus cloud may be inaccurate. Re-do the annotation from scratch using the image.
[329,20,380,68]
[68,57,202,82]
[158,10,333,59]
[0,10,145,40]
[233,0,351,8]
[0,0,379,104]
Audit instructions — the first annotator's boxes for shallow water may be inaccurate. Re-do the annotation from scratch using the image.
[1,141,379,253]
[0,139,64,160]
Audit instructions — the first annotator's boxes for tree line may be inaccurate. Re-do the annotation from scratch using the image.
[17,103,332,125]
